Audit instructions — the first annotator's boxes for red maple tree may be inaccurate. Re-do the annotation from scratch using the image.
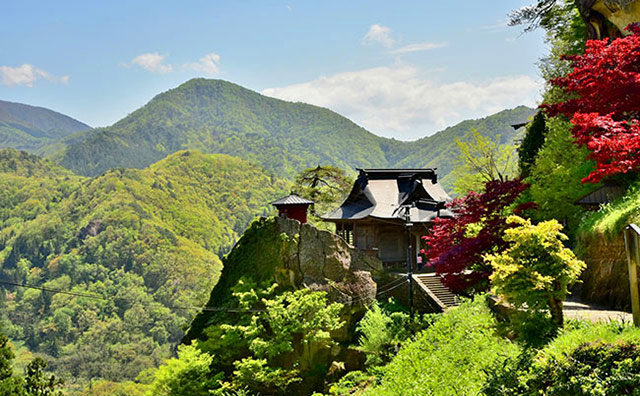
[543,24,640,183]
[422,179,530,292]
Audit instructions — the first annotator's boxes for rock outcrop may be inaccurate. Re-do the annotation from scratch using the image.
[185,216,384,342]
[183,216,385,393]
[578,0,640,38]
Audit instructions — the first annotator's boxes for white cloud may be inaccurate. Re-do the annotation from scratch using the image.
[478,19,510,32]
[362,24,394,48]
[0,64,69,87]
[185,53,221,76]
[390,42,448,54]
[130,52,173,73]
[262,66,542,139]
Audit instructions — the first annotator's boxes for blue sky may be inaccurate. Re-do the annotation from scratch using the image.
[1,1,547,140]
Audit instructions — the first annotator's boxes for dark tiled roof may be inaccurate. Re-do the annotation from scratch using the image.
[323,168,452,223]
[270,194,314,206]
[576,184,626,206]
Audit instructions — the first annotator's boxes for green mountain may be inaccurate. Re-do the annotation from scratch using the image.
[396,106,535,189]
[0,100,90,152]
[52,79,534,186]
[0,148,288,383]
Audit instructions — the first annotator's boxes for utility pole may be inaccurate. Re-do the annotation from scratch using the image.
[405,206,414,320]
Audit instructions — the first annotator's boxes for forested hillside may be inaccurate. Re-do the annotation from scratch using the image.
[396,105,535,188]
[54,79,394,178]
[0,149,288,386]
[0,100,90,152]
[52,78,532,187]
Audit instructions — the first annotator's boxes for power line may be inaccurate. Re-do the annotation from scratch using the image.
[0,275,410,315]
[0,280,266,314]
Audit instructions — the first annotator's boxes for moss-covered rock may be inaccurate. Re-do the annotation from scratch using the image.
[185,216,384,343]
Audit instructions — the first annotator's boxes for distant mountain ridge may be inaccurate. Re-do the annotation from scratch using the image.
[0,100,90,151]
[50,79,534,187]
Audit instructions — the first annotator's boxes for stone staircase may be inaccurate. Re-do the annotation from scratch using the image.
[413,273,460,310]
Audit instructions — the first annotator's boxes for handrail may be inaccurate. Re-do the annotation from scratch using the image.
[623,224,640,326]
[626,223,640,236]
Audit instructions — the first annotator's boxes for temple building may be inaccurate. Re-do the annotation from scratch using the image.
[322,168,453,268]
[270,194,314,224]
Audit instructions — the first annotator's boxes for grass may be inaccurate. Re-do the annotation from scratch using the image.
[578,182,640,238]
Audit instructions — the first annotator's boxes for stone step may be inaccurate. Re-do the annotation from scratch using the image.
[412,274,460,310]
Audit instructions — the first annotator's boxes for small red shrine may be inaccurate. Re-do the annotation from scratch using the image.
[270,194,314,224]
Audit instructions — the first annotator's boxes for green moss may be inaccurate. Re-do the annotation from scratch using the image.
[184,217,293,342]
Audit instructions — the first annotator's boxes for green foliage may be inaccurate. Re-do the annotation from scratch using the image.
[578,181,640,237]
[532,340,640,395]
[356,301,432,367]
[452,128,517,194]
[145,343,220,396]
[293,166,353,216]
[517,111,548,177]
[487,216,586,326]
[24,358,64,396]
[222,288,344,395]
[527,116,594,235]
[504,311,559,348]
[362,296,520,396]
[195,282,344,396]
[537,1,587,106]
[79,380,148,396]
[484,321,640,395]
[0,149,288,384]
[0,329,64,396]
[327,370,375,396]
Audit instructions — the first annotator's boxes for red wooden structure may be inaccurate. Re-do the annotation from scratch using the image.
[271,194,314,224]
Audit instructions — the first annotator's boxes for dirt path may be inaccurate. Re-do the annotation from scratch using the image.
[563,300,633,323]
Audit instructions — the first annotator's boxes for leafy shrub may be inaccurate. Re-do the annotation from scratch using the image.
[145,343,220,396]
[327,370,376,396]
[484,320,640,395]
[362,296,519,396]
[356,300,435,367]
[487,216,585,326]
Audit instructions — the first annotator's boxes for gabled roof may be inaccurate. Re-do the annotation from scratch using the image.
[270,194,314,206]
[575,182,626,206]
[322,168,453,223]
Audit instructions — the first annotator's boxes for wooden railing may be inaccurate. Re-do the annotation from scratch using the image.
[623,224,640,326]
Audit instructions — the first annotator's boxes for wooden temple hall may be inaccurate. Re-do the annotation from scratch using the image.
[322,168,453,267]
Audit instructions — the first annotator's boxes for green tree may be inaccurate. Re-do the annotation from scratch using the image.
[527,117,594,234]
[0,331,25,396]
[293,165,353,216]
[452,129,517,194]
[517,112,548,177]
[23,358,64,396]
[201,284,344,396]
[145,344,219,396]
[228,288,344,395]
[0,330,64,396]
[487,216,586,326]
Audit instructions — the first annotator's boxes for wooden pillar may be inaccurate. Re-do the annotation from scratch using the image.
[624,225,640,326]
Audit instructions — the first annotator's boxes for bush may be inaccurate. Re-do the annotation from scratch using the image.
[356,300,435,367]
[487,216,585,326]
[327,370,376,396]
[484,320,640,395]
[362,296,519,396]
